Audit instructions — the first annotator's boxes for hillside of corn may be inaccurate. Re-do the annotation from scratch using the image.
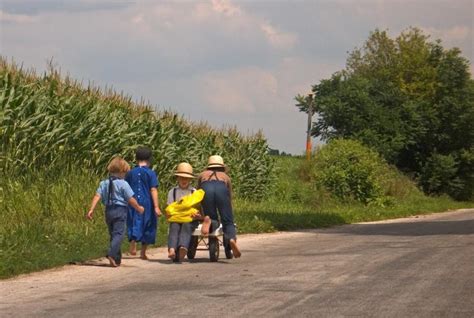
[0,58,273,200]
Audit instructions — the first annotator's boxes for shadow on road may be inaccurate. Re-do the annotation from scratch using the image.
[251,211,346,231]
[146,257,231,265]
[324,219,474,236]
[69,260,111,267]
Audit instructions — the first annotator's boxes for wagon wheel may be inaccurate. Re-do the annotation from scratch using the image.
[187,236,199,260]
[209,237,219,262]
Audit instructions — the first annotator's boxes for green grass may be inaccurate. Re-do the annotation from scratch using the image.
[1,157,472,279]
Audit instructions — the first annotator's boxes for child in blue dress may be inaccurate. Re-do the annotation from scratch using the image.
[126,147,162,260]
[87,157,145,267]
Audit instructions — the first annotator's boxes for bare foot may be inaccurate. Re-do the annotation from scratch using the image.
[201,216,211,235]
[140,244,148,260]
[168,248,176,260]
[229,239,241,258]
[178,247,187,261]
[129,241,137,256]
[106,256,118,267]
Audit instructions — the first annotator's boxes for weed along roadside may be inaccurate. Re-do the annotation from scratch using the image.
[1,156,472,279]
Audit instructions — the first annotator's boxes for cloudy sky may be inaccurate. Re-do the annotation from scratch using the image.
[1,0,472,154]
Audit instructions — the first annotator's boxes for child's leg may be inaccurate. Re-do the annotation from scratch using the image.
[168,223,180,259]
[215,184,240,258]
[127,207,137,255]
[140,244,148,260]
[106,207,127,265]
[129,241,137,255]
[105,214,117,267]
[168,247,176,260]
[178,246,187,261]
[177,223,192,261]
[178,223,192,249]
[201,216,211,235]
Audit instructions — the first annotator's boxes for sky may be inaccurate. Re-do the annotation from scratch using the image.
[0,0,473,154]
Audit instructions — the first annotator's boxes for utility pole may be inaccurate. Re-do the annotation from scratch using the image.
[306,92,314,161]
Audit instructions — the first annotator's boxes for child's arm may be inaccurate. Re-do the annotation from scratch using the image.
[151,187,162,217]
[87,194,101,220]
[192,210,204,221]
[128,197,145,214]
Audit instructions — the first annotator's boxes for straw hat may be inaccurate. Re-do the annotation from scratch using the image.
[174,162,195,178]
[207,155,225,168]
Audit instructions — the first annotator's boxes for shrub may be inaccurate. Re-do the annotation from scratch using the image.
[419,151,474,200]
[309,139,391,205]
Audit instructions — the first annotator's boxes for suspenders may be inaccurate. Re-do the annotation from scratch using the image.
[173,187,195,202]
[107,176,119,206]
[209,170,220,181]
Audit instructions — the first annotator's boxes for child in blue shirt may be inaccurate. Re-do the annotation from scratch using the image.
[126,147,162,260]
[87,157,144,267]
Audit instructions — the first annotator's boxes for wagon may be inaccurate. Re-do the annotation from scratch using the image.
[187,223,233,262]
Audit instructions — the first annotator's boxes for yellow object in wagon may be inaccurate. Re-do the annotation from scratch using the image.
[165,189,205,223]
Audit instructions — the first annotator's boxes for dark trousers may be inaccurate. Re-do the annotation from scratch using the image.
[200,180,237,241]
[168,222,192,250]
[105,205,127,264]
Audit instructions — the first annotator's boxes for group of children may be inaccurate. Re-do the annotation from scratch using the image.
[87,147,241,267]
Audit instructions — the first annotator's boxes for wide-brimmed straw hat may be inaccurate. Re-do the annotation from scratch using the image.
[174,162,195,178]
[207,155,225,168]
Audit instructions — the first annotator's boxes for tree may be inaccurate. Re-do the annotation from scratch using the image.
[294,93,316,113]
[309,27,474,200]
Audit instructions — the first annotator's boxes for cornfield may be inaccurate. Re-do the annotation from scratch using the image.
[0,58,274,200]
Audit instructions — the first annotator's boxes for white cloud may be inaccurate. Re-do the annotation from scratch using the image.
[131,13,144,25]
[0,10,37,23]
[122,1,297,55]
[211,0,241,17]
[423,26,472,43]
[199,67,278,114]
[196,57,342,115]
[261,22,298,50]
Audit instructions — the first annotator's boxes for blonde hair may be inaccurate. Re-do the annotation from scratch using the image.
[107,157,130,174]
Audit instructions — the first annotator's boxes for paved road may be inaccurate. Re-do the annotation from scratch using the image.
[1,209,473,317]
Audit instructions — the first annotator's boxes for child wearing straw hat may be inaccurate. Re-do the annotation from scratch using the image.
[197,155,241,258]
[165,162,211,262]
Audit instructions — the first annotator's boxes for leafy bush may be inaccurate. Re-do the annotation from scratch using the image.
[420,150,474,200]
[309,139,392,205]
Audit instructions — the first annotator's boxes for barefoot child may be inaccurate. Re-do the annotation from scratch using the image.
[87,157,145,267]
[126,147,162,260]
[165,163,211,262]
[198,155,241,259]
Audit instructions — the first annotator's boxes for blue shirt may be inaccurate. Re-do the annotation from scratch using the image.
[96,178,135,207]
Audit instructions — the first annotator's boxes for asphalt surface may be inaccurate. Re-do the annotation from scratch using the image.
[1,209,473,317]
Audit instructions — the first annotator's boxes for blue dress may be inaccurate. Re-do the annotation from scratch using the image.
[126,166,159,244]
